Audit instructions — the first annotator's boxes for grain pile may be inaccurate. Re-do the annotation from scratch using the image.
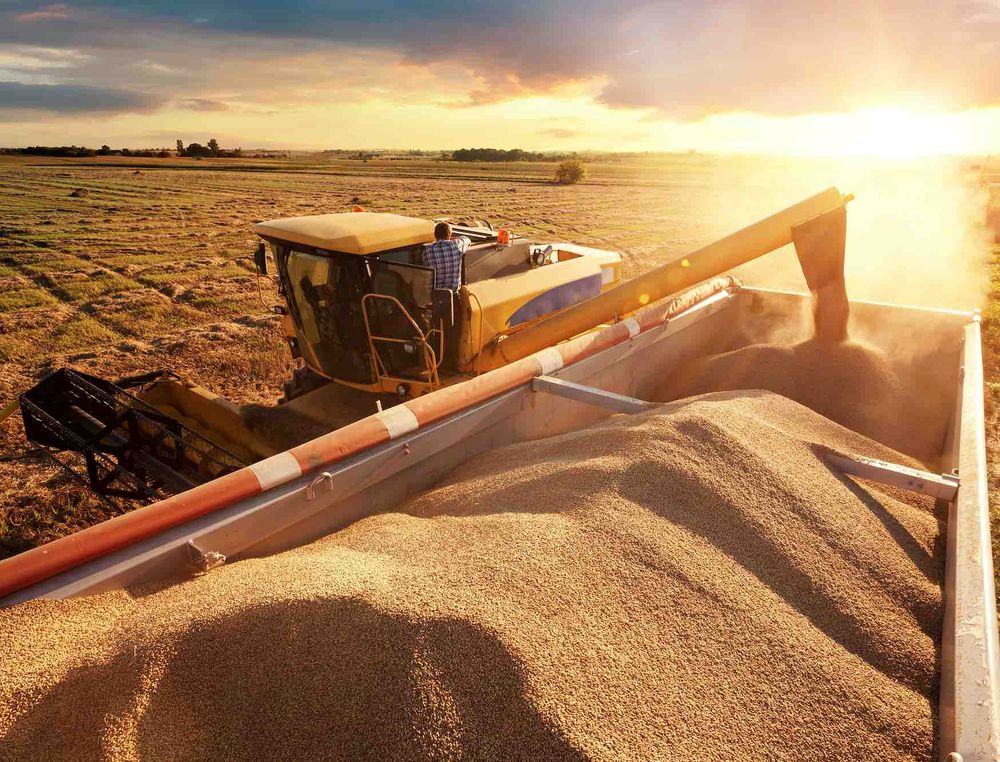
[661,338,952,466]
[0,392,943,761]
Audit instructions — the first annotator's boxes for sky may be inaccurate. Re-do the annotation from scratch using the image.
[1,1,999,156]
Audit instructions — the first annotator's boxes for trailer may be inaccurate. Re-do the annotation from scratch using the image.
[1,190,996,760]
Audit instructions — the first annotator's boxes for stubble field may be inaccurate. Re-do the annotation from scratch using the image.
[0,152,998,569]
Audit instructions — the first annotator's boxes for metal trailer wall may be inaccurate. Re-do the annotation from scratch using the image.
[939,318,1000,762]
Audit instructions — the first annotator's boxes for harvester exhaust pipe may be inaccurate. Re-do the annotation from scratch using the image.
[476,187,853,372]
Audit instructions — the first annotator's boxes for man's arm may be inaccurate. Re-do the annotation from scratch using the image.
[453,235,471,254]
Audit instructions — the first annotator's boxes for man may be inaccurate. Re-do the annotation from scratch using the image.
[423,221,470,291]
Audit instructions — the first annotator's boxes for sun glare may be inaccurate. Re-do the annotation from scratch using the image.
[838,107,961,159]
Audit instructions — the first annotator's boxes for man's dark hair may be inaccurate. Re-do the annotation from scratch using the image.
[434,221,452,240]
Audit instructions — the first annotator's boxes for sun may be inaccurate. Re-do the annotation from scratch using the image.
[838,107,961,159]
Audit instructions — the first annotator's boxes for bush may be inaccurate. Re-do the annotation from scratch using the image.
[554,158,587,185]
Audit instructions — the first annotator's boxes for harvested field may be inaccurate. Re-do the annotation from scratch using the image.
[0,154,1000,556]
[0,393,943,761]
[1,152,852,556]
[0,152,995,578]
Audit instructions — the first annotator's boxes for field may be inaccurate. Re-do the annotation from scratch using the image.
[1,152,998,568]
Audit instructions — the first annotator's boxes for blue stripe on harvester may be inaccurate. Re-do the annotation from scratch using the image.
[506,273,603,327]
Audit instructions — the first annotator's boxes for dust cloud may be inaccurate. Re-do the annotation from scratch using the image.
[724,156,992,312]
[662,157,988,462]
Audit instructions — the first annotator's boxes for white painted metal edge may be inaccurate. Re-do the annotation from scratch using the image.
[248,451,302,490]
[375,404,419,439]
[824,452,959,502]
[532,375,655,414]
[939,318,1000,762]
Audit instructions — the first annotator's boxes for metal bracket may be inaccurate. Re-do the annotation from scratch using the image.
[825,452,960,502]
[306,471,335,500]
[532,375,656,414]
[186,540,226,574]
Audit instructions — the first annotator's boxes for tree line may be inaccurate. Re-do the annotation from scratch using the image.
[0,145,171,157]
[451,148,560,162]
[0,139,248,159]
[175,139,243,158]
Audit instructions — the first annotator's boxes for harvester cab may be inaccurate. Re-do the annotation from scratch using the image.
[253,212,623,399]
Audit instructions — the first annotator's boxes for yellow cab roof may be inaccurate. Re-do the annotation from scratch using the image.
[254,212,435,255]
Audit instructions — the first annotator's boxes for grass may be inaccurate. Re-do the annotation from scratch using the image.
[98,251,187,269]
[86,290,206,339]
[0,285,57,311]
[42,269,142,302]
[16,254,94,274]
[135,262,247,288]
[49,314,122,353]
[0,152,997,582]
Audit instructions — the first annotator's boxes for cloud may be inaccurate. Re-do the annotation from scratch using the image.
[14,5,72,23]
[178,97,229,111]
[0,80,162,113]
[0,44,90,84]
[393,1,1000,118]
[0,45,87,70]
[0,0,998,123]
[539,127,583,140]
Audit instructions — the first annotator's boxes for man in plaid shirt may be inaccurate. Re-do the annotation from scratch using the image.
[423,222,470,291]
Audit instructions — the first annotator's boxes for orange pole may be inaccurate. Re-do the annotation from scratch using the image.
[0,279,741,600]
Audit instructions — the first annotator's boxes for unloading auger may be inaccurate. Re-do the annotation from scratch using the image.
[476,187,853,372]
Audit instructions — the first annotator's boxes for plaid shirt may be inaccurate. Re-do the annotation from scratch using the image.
[423,236,470,290]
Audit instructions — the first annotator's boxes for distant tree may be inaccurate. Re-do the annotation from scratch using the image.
[97,144,111,155]
[554,157,587,185]
[207,138,220,156]
[185,142,209,157]
[176,139,185,157]
[2,145,98,157]
[452,147,548,162]
[157,149,170,158]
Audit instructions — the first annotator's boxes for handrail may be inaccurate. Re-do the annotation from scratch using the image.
[360,292,441,389]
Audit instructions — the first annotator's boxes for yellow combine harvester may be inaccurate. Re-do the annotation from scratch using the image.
[252,212,622,399]
[10,211,625,497]
[10,190,851,499]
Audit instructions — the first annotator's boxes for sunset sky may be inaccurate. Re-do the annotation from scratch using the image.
[1,1,999,156]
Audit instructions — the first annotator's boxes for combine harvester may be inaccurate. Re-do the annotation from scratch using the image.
[0,188,997,760]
